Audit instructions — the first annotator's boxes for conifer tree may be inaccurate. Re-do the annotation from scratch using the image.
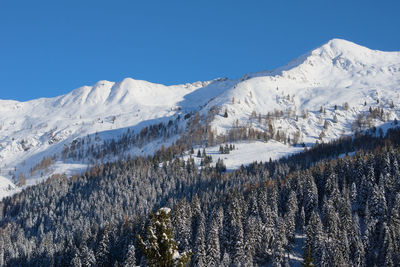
[202,148,206,158]
[71,251,82,267]
[206,217,220,267]
[138,208,191,267]
[193,214,207,267]
[123,244,136,267]
[96,225,111,267]
[220,250,231,267]
[81,245,96,267]
[224,144,229,154]
[171,200,192,251]
[302,246,315,267]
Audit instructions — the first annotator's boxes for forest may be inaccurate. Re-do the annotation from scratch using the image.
[1,127,400,266]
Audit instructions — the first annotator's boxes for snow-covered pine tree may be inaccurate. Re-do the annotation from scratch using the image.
[123,244,136,267]
[81,245,96,267]
[206,217,220,267]
[285,191,298,242]
[220,250,231,267]
[193,213,206,267]
[138,208,191,267]
[96,225,111,267]
[171,199,192,252]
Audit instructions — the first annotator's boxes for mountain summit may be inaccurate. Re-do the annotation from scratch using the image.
[315,38,400,60]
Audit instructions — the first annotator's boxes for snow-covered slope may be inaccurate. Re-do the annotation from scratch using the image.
[0,175,18,199]
[0,77,235,198]
[209,39,400,143]
[183,140,304,171]
[1,38,400,199]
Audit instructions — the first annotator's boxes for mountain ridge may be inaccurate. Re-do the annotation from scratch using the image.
[3,39,399,104]
[1,38,400,199]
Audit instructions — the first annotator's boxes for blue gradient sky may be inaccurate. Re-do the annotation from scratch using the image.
[1,0,399,101]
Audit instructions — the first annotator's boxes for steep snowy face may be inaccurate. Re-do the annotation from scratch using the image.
[273,38,400,88]
[1,38,400,198]
[209,39,400,143]
[221,39,399,104]
[314,38,400,66]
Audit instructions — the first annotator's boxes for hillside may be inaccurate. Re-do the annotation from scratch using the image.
[1,124,400,266]
[1,38,400,198]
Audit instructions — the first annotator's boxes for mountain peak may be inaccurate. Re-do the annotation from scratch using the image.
[313,38,371,58]
[310,38,400,64]
[273,38,400,77]
[323,38,362,49]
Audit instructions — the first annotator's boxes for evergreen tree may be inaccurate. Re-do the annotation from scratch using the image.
[123,244,136,267]
[71,251,82,267]
[346,212,365,266]
[302,246,315,267]
[96,225,111,267]
[206,217,221,267]
[138,208,191,267]
[285,191,298,242]
[224,144,230,154]
[216,159,226,173]
[81,245,96,267]
[272,220,286,267]
[243,216,257,266]
[220,250,231,267]
[193,214,206,267]
[171,200,192,252]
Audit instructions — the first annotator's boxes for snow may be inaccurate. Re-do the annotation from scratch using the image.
[0,78,210,187]
[338,151,356,159]
[172,250,180,260]
[0,175,18,200]
[1,38,400,199]
[158,207,171,214]
[287,234,306,267]
[185,140,303,171]
[208,39,400,144]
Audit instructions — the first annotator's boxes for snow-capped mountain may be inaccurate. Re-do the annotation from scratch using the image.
[1,38,400,198]
[210,38,400,139]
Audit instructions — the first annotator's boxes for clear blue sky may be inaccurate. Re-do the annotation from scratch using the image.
[1,0,399,101]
